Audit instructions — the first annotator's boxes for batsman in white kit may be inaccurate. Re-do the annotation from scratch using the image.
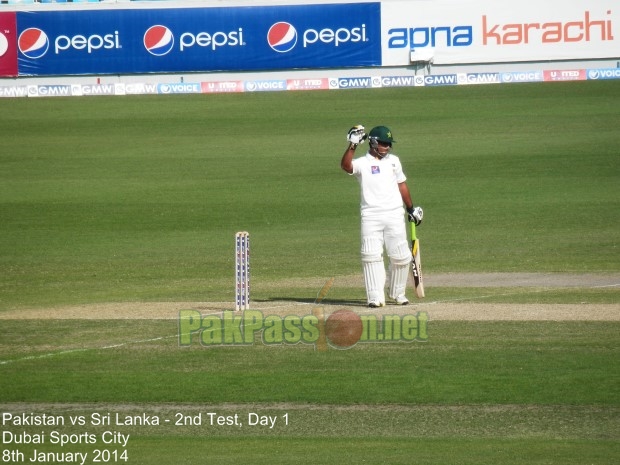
[341,125,423,308]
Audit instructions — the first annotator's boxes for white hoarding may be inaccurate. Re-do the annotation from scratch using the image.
[381,0,619,65]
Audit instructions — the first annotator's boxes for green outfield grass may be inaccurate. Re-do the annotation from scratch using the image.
[1,319,618,464]
[1,81,619,308]
[1,320,618,405]
[1,81,619,464]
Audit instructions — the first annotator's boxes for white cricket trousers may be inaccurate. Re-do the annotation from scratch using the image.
[360,211,412,304]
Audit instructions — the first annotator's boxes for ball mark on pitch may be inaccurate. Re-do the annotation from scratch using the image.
[324,309,363,349]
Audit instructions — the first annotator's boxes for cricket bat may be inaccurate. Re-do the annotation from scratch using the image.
[410,222,425,298]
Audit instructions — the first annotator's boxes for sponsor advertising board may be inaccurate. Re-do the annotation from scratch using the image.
[2,66,617,98]
[587,68,620,80]
[382,0,618,65]
[7,3,380,76]
[0,1,618,78]
[0,12,18,76]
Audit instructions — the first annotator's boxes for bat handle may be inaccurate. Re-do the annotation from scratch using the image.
[410,221,417,241]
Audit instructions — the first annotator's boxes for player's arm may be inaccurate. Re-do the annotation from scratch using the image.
[400,182,424,225]
[341,125,367,174]
[340,143,357,174]
[398,182,413,210]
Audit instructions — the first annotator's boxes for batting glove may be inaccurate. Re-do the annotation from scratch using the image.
[407,206,423,225]
[347,125,367,145]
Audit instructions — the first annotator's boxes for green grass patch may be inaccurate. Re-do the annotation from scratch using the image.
[129,438,619,465]
[1,81,619,309]
[1,320,617,406]
[1,318,618,463]
[4,437,618,465]
[1,82,618,464]
[1,312,618,465]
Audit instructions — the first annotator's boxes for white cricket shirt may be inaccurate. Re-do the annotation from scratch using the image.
[351,152,407,216]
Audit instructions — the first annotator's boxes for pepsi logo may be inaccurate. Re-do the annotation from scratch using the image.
[144,25,174,56]
[18,28,49,59]
[267,22,297,53]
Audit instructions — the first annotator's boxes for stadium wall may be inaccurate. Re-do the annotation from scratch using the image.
[0,0,618,96]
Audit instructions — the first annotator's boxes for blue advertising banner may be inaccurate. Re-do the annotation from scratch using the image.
[15,3,381,76]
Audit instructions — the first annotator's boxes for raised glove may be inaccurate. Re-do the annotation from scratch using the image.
[407,206,423,225]
[347,125,367,145]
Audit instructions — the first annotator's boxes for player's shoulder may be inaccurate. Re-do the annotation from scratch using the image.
[386,153,403,164]
[353,152,372,164]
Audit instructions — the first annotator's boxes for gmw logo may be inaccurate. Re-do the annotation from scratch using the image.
[267,22,367,53]
[18,28,121,58]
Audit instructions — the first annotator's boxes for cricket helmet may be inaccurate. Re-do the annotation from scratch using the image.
[368,126,396,145]
[368,126,395,158]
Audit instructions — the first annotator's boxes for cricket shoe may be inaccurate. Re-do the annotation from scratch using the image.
[393,294,409,305]
[368,300,385,308]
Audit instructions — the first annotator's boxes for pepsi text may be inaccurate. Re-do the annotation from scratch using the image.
[55,31,121,54]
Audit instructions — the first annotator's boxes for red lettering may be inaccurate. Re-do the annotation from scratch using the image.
[483,10,613,45]
[541,22,562,43]
[524,23,540,43]
[502,24,523,44]
[585,11,606,41]
[482,15,500,45]
[564,21,583,42]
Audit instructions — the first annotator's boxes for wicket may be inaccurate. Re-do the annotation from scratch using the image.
[235,231,250,311]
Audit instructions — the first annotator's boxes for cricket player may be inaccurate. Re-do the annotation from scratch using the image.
[341,125,423,307]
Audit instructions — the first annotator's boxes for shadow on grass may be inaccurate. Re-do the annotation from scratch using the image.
[257,297,368,307]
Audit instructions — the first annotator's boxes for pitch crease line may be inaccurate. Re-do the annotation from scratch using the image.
[0,334,179,366]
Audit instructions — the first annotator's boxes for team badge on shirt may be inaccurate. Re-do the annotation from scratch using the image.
[371,166,380,174]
